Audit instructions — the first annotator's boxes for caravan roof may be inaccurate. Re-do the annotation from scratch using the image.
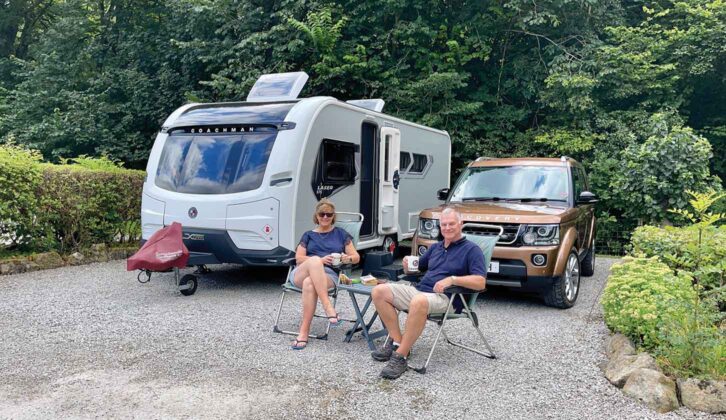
[171,102,297,128]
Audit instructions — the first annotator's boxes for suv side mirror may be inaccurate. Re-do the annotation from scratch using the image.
[437,188,450,201]
[577,191,598,204]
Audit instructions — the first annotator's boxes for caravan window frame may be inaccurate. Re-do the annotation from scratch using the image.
[404,153,433,178]
[318,138,357,186]
[399,151,412,174]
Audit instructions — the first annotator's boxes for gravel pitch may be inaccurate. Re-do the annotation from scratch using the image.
[0,257,717,419]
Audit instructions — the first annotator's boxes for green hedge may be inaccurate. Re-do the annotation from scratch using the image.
[0,144,43,249]
[37,164,144,253]
[0,145,143,254]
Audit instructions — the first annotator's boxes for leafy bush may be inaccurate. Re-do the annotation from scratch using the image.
[656,297,725,380]
[631,225,725,289]
[63,155,128,173]
[606,121,719,225]
[0,144,43,249]
[602,257,697,349]
[37,164,144,253]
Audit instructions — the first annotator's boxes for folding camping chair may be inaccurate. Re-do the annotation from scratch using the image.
[400,223,502,373]
[272,212,364,340]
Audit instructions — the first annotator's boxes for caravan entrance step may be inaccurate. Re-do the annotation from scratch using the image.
[362,250,393,276]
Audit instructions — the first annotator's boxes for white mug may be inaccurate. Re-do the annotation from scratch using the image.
[331,253,342,266]
[406,256,419,272]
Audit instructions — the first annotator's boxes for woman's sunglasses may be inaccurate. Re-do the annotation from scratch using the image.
[317,212,334,218]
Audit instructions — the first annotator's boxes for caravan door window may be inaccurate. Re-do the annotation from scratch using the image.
[155,132,277,194]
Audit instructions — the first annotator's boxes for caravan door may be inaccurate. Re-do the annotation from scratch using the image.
[378,127,400,234]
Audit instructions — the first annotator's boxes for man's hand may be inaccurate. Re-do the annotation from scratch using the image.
[433,276,454,293]
[402,256,411,274]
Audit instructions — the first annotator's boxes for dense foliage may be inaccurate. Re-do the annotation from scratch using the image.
[0,145,143,254]
[1,0,724,246]
[602,257,724,379]
[604,193,725,379]
[602,256,696,348]
[631,225,725,293]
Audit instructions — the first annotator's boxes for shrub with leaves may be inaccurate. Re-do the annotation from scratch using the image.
[601,256,697,349]
[0,144,43,250]
[36,163,144,253]
[631,190,726,301]
[631,225,725,293]
[656,296,725,380]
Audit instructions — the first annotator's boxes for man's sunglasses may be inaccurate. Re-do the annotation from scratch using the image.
[317,212,334,218]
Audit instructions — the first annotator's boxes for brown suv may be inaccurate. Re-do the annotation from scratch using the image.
[413,157,597,308]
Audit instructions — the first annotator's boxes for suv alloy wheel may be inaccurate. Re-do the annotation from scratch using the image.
[544,250,580,309]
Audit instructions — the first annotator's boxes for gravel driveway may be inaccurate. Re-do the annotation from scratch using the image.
[0,257,716,419]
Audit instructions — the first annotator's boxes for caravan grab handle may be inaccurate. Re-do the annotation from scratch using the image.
[270,178,293,187]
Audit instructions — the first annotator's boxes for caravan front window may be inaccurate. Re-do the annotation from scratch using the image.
[155,132,276,194]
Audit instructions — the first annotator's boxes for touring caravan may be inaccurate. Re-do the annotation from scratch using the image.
[141,72,450,278]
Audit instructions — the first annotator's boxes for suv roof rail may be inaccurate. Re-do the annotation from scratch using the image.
[560,156,569,162]
[475,156,495,162]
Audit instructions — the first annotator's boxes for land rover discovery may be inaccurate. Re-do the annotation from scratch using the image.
[412,157,597,308]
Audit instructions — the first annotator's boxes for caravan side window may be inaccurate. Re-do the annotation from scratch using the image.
[320,139,357,184]
[409,153,431,174]
[399,152,412,174]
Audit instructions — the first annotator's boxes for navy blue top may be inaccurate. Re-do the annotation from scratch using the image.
[298,227,352,258]
[417,236,487,312]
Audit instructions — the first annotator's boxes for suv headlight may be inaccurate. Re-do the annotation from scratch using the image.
[521,224,560,246]
[417,218,440,239]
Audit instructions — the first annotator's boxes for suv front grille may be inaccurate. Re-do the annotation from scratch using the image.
[463,223,521,245]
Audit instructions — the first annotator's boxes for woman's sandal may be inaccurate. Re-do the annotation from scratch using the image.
[291,339,308,350]
[327,312,344,327]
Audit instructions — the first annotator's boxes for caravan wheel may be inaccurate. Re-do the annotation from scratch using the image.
[382,236,399,258]
[179,274,198,296]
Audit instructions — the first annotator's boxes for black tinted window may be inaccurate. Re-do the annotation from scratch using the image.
[320,140,356,184]
[572,167,585,198]
[155,132,276,194]
[410,153,429,173]
[400,152,411,173]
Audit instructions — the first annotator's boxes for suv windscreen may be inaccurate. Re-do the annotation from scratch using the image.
[448,166,569,202]
[155,131,277,194]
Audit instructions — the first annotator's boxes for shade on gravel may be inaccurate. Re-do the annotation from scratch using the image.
[0,258,715,419]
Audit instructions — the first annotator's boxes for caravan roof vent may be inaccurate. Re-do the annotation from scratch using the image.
[346,99,385,112]
[246,72,309,102]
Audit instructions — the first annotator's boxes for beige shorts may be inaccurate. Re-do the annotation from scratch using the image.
[387,283,451,314]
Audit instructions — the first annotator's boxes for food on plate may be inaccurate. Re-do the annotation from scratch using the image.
[338,272,352,285]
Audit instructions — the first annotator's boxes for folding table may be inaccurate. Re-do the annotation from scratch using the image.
[338,283,388,350]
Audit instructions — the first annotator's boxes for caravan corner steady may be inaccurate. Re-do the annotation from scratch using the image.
[141,71,451,271]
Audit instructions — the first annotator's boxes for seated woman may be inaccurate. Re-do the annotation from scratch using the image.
[291,198,360,350]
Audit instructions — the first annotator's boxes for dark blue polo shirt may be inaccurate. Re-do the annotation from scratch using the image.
[416,236,487,312]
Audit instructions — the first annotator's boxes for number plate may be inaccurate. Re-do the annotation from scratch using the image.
[488,261,500,274]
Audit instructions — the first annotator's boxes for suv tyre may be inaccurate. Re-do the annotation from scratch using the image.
[543,250,580,309]
[580,239,595,277]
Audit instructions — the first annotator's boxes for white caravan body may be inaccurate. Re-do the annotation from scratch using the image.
[142,94,450,267]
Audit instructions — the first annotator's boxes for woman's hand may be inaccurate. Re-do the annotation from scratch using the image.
[321,254,334,266]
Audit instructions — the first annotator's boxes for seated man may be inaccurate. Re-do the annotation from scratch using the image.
[370,207,487,379]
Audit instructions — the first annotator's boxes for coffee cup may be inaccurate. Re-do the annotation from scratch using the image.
[406,256,419,272]
[331,253,342,266]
